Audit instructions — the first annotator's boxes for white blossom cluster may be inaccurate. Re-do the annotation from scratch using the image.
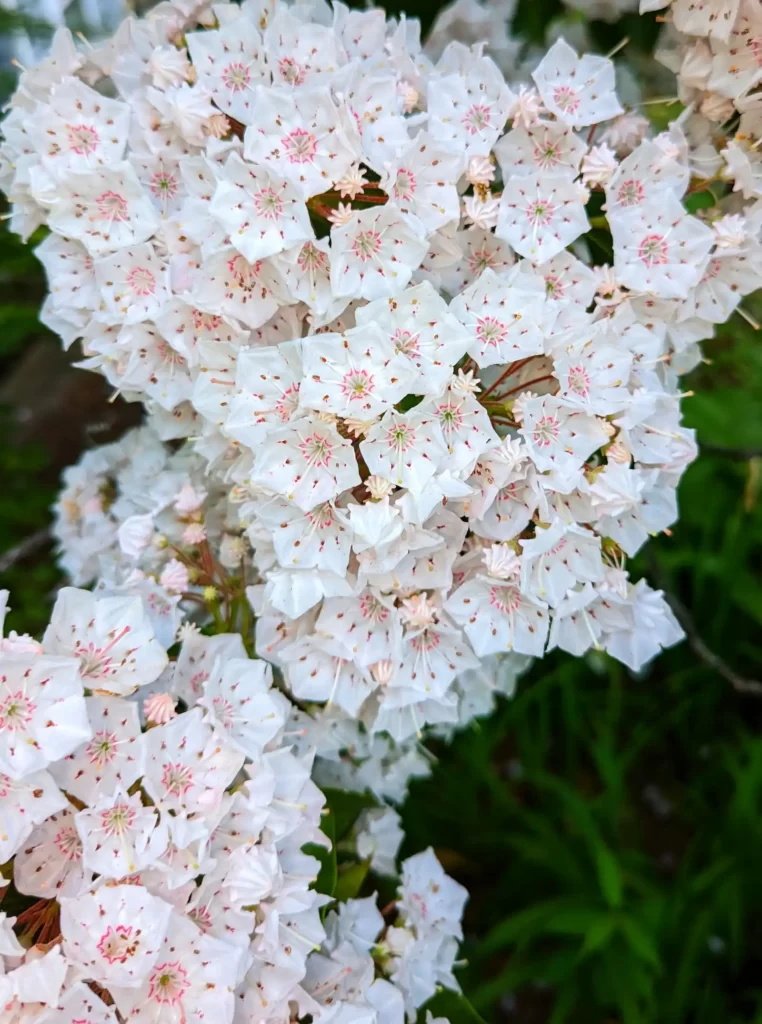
[5,0,762,743]
[652,0,762,195]
[3,0,762,1016]
[0,585,464,1023]
[306,848,467,1021]
[1,0,718,742]
[52,421,529,799]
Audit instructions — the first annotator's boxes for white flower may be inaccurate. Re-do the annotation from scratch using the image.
[186,20,267,125]
[532,38,623,128]
[333,61,410,171]
[61,884,173,988]
[399,847,469,938]
[495,121,586,179]
[519,519,604,608]
[346,498,404,554]
[609,193,714,299]
[378,131,463,233]
[280,636,374,715]
[330,203,429,301]
[317,590,402,668]
[361,408,449,493]
[117,512,156,560]
[519,394,610,487]
[0,652,90,780]
[31,77,130,179]
[194,248,287,329]
[600,112,651,154]
[446,572,550,658]
[109,912,242,1024]
[198,657,285,758]
[355,806,404,876]
[462,192,501,229]
[299,324,415,419]
[713,213,748,250]
[0,769,67,863]
[450,266,547,368]
[250,415,360,511]
[605,139,689,215]
[546,583,603,656]
[243,85,360,199]
[590,463,677,556]
[553,334,632,415]
[0,946,68,1014]
[210,152,314,262]
[428,56,514,156]
[143,708,243,815]
[95,242,169,324]
[147,82,219,146]
[75,787,167,877]
[224,339,304,450]
[355,281,471,396]
[148,44,192,90]
[43,587,168,696]
[419,385,500,476]
[51,694,144,802]
[44,162,159,256]
[602,579,684,671]
[13,807,88,898]
[496,171,590,264]
[23,982,116,1023]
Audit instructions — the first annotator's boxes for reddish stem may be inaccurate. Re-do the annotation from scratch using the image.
[503,374,557,397]
[480,357,537,400]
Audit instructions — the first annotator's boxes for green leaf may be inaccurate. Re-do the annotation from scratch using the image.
[594,843,623,908]
[684,190,716,213]
[418,988,488,1024]
[321,787,377,842]
[477,897,591,957]
[543,905,606,936]
[334,859,371,903]
[304,809,336,898]
[0,306,44,356]
[620,916,661,969]
[579,915,618,958]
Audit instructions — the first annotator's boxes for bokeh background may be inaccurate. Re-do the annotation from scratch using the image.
[1,1,762,1021]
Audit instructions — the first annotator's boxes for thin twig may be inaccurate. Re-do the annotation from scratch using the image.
[647,552,762,696]
[0,528,51,575]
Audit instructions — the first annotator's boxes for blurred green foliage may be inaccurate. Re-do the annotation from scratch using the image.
[0,0,761,1020]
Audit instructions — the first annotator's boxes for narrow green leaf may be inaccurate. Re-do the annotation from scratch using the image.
[594,843,623,908]
[620,917,661,969]
[334,859,371,903]
[305,809,336,897]
[542,905,605,936]
[321,787,377,842]
[477,897,590,957]
[579,915,617,958]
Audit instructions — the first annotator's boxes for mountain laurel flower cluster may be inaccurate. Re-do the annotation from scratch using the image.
[2,0,762,1018]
